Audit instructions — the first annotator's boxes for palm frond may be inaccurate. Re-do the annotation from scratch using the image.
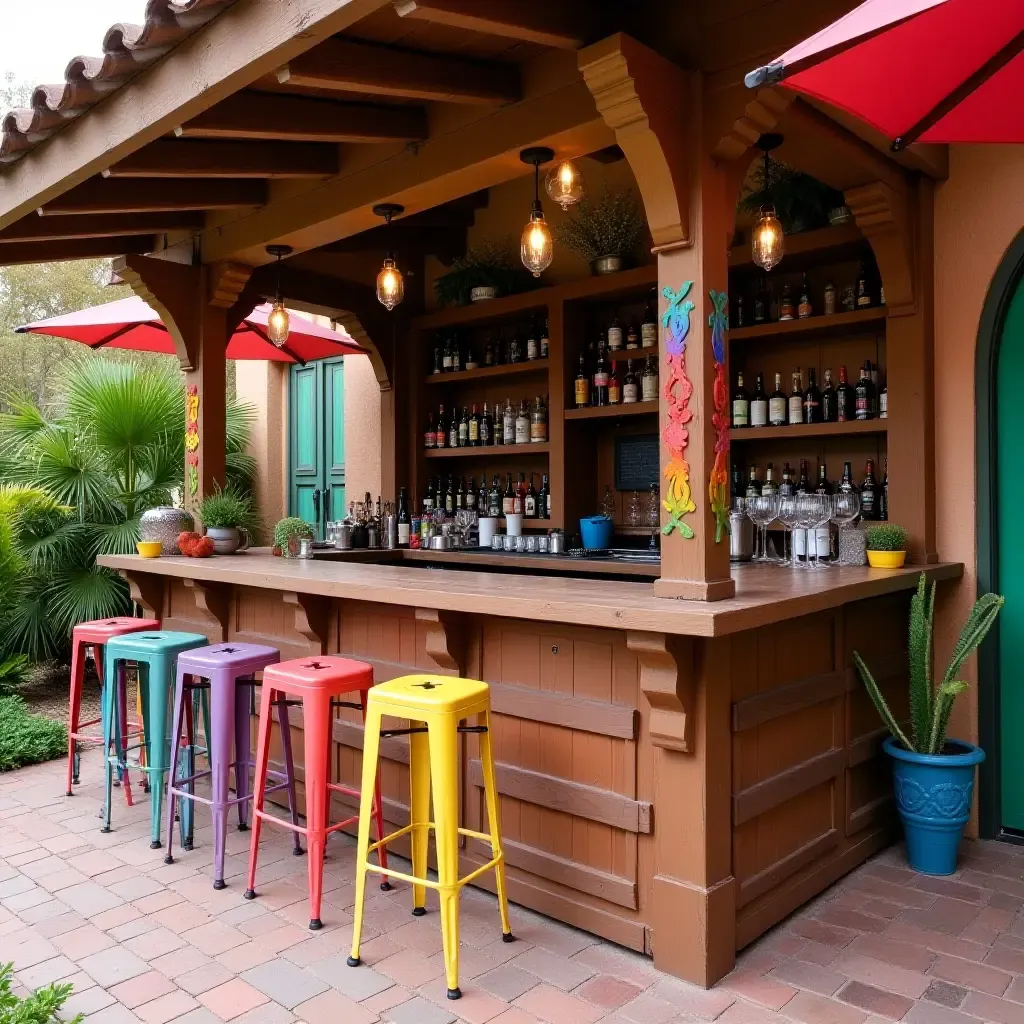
[45,565,129,640]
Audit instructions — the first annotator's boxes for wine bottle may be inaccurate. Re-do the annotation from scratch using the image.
[797,274,812,319]
[880,458,889,521]
[732,371,750,428]
[746,465,761,499]
[750,372,768,428]
[762,462,779,496]
[836,365,854,422]
[769,372,787,427]
[575,353,590,408]
[855,362,876,421]
[860,459,879,520]
[803,367,822,424]
[821,368,837,422]
[839,461,856,495]
[788,369,804,425]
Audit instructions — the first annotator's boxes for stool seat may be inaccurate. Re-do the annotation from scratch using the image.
[369,674,489,717]
[177,642,280,676]
[105,630,209,661]
[264,655,374,694]
[73,617,160,645]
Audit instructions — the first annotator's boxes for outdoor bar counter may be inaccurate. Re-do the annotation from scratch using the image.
[98,551,961,986]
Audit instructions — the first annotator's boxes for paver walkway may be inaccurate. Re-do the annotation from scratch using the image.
[4,750,1024,1023]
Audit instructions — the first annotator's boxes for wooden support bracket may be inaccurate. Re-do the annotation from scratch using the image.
[121,571,164,620]
[283,592,331,655]
[415,607,464,675]
[628,631,695,753]
[845,180,915,311]
[183,578,230,642]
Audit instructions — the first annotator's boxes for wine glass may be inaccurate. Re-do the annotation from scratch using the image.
[455,509,477,549]
[831,492,861,566]
[627,491,642,527]
[748,494,777,563]
[795,495,820,570]
[809,495,834,568]
[646,483,660,551]
[776,495,801,567]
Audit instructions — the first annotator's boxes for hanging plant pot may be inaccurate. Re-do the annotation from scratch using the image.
[591,254,625,276]
[470,286,498,303]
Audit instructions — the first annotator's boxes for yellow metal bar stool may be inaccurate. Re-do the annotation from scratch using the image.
[347,674,514,999]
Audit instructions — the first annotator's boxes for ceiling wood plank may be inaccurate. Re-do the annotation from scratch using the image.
[39,178,268,216]
[393,0,585,49]
[176,91,427,143]
[0,235,157,265]
[103,139,339,179]
[0,212,203,242]
[276,37,520,104]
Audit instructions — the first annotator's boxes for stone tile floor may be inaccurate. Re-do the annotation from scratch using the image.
[5,751,1024,1023]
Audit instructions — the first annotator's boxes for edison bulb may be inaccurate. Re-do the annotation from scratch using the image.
[545,160,584,209]
[521,209,553,278]
[267,300,290,346]
[376,257,404,310]
[751,207,785,271]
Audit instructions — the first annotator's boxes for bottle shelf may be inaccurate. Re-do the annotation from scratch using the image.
[608,348,657,365]
[728,222,867,271]
[564,401,659,421]
[730,420,888,442]
[424,359,549,385]
[498,516,553,529]
[424,442,551,459]
[729,306,886,343]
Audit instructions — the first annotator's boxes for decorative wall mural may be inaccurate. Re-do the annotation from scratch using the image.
[185,384,200,498]
[708,289,731,543]
[660,281,696,539]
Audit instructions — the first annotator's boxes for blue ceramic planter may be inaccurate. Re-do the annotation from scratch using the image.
[884,736,985,876]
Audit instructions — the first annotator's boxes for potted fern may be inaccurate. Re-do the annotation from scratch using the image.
[855,573,1003,875]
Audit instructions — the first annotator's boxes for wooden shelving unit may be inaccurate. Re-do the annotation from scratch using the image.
[608,349,657,364]
[729,306,886,343]
[730,420,887,442]
[728,222,866,270]
[424,359,549,385]
[565,401,658,421]
[424,442,550,459]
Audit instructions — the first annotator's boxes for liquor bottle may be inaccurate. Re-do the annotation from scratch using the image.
[486,476,499,517]
[803,367,822,423]
[855,362,876,421]
[641,355,658,403]
[788,369,804,425]
[626,319,639,350]
[769,372,787,427]
[836,365,854,422]
[538,474,550,520]
[824,281,837,316]
[422,478,435,514]
[762,462,779,497]
[502,473,516,515]
[508,328,522,364]
[525,475,538,518]
[731,465,743,500]
[732,371,750,428]
[815,463,832,495]
[444,475,455,513]
[750,372,768,428]
[607,316,623,352]
[451,335,461,373]
[593,342,610,406]
[623,360,638,404]
[432,341,443,375]
[753,277,767,324]
[435,404,447,448]
[531,396,548,442]
[482,402,494,446]
[434,476,445,512]
[526,320,539,361]
[642,290,658,348]
[778,463,795,497]
[502,398,516,444]
[746,465,761,499]
[839,461,856,494]
[515,400,530,444]
[879,381,888,419]
[540,318,550,359]
[779,285,795,321]
[735,294,745,328]
[464,341,478,370]
[484,334,495,367]
[447,408,458,449]
[442,335,453,372]
[466,404,478,446]
[880,458,889,521]
[797,274,812,319]
[455,476,465,510]
[821,368,837,422]
[458,407,469,447]
[797,459,811,494]
[860,459,879,520]
[856,262,872,308]
[575,353,590,408]
[424,412,435,449]
[769,279,780,322]
[608,362,622,405]
[513,473,526,515]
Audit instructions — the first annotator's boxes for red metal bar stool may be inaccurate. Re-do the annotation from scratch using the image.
[66,616,160,799]
[244,655,390,929]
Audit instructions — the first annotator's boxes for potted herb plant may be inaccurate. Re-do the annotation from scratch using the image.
[274,516,314,558]
[865,523,908,569]
[197,489,254,554]
[855,573,1003,875]
[556,187,645,275]
[433,240,532,307]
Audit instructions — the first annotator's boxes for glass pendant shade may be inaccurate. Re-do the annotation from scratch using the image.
[545,160,584,209]
[267,300,290,347]
[376,257,404,310]
[521,205,553,278]
[751,207,784,271]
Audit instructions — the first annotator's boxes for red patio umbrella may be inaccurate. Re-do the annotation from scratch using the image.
[745,0,1024,149]
[16,295,366,364]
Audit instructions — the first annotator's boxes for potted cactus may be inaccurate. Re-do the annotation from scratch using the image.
[855,573,1003,874]
[865,523,908,569]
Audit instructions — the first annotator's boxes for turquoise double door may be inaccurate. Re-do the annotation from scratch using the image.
[289,358,345,539]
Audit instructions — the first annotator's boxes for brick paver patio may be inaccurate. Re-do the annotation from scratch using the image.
[4,750,1024,1023]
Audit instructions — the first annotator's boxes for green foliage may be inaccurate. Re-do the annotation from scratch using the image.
[198,488,254,530]
[555,187,645,262]
[433,240,533,308]
[739,161,845,233]
[0,699,67,773]
[855,573,1004,754]
[0,961,82,1024]
[865,524,908,552]
[274,517,314,548]
[0,656,30,697]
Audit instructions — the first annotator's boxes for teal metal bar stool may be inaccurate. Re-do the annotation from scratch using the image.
[103,630,209,847]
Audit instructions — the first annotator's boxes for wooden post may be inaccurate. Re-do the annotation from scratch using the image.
[580,36,734,600]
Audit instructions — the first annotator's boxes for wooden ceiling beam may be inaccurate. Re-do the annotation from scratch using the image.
[0,235,157,266]
[104,139,339,179]
[393,0,586,49]
[0,212,203,242]
[176,91,427,143]
[276,37,520,105]
[39,178,268,216]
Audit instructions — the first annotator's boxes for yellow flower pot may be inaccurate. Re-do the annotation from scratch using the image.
[867,549,906,569]
[136,541,163,558]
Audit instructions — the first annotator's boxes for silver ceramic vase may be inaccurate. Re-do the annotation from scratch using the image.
[140,506,195,555]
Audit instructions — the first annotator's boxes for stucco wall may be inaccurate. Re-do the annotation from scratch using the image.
[342,349,382,502]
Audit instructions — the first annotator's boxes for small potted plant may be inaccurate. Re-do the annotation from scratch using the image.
[865,523,908,568]
[556,187,645,275]
[855,573,1003,874]
[197,488,254,554]
[274,516,314,558]
[433,240,532,307]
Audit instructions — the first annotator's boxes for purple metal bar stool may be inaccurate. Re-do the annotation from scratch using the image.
[164,642,302,889]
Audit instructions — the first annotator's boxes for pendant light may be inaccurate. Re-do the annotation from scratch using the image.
[265,244,292,347]
[520,147,554,278]
[750,133,785,272]
[373,203,405,311]
[545,158,584,209]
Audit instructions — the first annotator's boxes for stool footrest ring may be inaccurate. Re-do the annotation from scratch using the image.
[330,700,364,710]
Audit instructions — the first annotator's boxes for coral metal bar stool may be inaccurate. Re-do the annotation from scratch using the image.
[348,674,513,1001]
[67,616,160,800]
[245,655,390,930]
[165,642,303,888]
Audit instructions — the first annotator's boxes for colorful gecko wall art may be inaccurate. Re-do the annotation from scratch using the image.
[708,289,731,543]
[185,384,200,498]
[660,281,696,539]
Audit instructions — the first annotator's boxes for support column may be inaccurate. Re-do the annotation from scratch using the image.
[580,35,734,600]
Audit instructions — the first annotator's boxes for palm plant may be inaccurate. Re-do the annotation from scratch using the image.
[855,573,1003,755]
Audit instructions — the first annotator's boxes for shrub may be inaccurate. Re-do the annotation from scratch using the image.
[865,523,908,551]
[0,655,30,696]
[0,697,67,772]
[0,962,82,1024]
[273,517,314,549]
[556,187,645,262]
[198,488,257,533]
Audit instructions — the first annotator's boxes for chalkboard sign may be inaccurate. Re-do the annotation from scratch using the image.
[615,433,660,491]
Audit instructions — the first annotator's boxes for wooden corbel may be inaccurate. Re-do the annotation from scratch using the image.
[208,262,253,309]
[283,592,332,655]
[711,87,792,163]
[415,608,464,675]
[627,631,695,753]
[121,571,165,620]
[845,181,915,311]
[183,578,230,642]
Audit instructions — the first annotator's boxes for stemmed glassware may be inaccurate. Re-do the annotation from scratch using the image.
[776,495,801,567]
[800,494,833,569]
[830,492,861,566]
[747,494,779,562]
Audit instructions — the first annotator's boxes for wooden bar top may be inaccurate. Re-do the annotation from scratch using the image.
[99,551,962,638]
